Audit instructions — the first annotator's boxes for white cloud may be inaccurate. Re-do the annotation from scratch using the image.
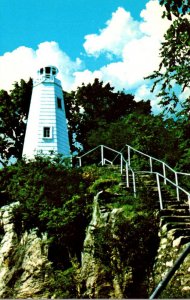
[0,46,36,91]
[0,41,82,92]
[35,42,82,91]
[76,0,172,110]
[135,84,162,114]
[95,35,161,90]
[135,84,152,102]
[83,0,169,61]
[72,70,103,90]
[179,87,190,101]
[140,0,172,38]
[83,7,141,57]
[122,35,161,83]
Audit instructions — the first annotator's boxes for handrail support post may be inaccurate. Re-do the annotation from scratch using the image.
[163,163,166,185]
[132,172,136,198]
[101,145,104,166]
[126,162,129,188]
[150,157,153,173]
[156,173,163,210]
[175,172,179,201]
[128,145,131,166]
[120,154,123,174]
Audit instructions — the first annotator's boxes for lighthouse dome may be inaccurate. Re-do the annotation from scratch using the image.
[33,65,60,86]
[37,65,59,78]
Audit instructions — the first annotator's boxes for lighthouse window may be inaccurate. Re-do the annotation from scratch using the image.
[45,67,50,74]
[45,67,51,78]
[43,127,52,138]
[57,97,62,109]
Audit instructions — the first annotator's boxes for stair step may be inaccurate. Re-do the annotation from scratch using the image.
[161,215,190,223]
[166,203,189,210]
[160,208,190,216]
[172,228,190,238]
[162,200,184,205]
[164,222,190,230]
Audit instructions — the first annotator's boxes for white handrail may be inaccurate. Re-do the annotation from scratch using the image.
[126,144,190,177]
[77,144,190,210]
[77,145,101,159]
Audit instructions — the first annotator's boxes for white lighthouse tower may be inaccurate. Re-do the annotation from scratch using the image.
[22,66,70,159]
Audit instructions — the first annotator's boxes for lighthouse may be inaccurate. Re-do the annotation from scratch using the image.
[22,66,70,159]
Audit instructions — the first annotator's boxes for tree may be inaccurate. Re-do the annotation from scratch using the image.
[64,79,151,153]
[159,0,189,20]
[146,0,190,176]
[0,78,151,162]
[147,1,190,115]
[0,79,32,165]
[87,112,181,166]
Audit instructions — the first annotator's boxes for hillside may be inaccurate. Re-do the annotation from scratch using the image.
[0,154,189,298]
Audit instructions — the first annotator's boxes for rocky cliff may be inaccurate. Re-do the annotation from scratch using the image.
[150,216,190,298]
[0,193,189,299]
[0,202,52,298]
[81,191,132,298]
[80,190,157,298]
[0,192,157,299]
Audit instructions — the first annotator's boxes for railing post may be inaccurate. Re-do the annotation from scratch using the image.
[163,163,166,185]
[101,145,104,166]
[128,145,131,166]
[188,195,190,213]
[79,157,82,167]
[156,173,163,210]
[175,172,179,201]
[126,162,129,188]
[150,157,153,173]
[120,154,123,174]
[132,172,136,198]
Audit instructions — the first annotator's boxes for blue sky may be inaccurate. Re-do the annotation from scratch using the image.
[0,0,148,58]
[0,0,176,113]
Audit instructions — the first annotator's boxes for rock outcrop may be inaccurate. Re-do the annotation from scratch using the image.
[81,191,133,299]
[150,207,190,298]
[2,191,189,299]
[0,202,52,298]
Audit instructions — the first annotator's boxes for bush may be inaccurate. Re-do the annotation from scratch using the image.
[0,155,94,267]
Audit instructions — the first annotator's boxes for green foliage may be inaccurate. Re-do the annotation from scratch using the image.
[0,79,32,164]
[147,17,190,115]
[147,0,190,116]
[87,113,181,166]
[0,158,131,268]
[89,176,120,194]
[159,0,189,20]
[48,267,79,298]
[64,78,151,152]
[0,154,94,269]
[0,154,162,298]
[92,211,159,298]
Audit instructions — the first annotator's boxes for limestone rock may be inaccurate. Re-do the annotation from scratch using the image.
[151,223,190,299]
[0,202,53,298]
[81,191,132,299]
